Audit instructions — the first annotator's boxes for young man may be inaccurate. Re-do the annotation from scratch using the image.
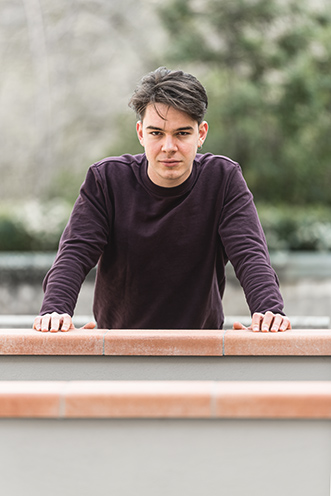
[34,67,291,333]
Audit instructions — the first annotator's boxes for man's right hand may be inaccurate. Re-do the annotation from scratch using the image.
[33,312,96,332]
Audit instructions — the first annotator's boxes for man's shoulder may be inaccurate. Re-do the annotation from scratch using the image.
[91,153,145,174]
[196,153,241,176]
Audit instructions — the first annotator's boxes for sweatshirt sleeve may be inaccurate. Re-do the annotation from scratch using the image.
[218,163,285,316]
[40,165,111,316]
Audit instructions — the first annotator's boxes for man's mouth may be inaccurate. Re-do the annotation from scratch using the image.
[159,160,180,167]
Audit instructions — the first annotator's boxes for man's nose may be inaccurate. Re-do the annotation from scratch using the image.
[162,135,177,152]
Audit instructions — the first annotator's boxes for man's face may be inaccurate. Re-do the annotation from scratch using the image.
[136,103,208,188]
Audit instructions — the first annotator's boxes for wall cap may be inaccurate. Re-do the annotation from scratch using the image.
[0,380,330,419]
[0,328,330,356]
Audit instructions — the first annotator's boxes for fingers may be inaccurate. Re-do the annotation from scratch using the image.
[250,312,291,333]
[33,314,96,332]
[81,322,96,330]
[270,313,284,332]
[60,314,74,332]
[278,315,291,332]
[33,312,74,332]
[232,321,248,330]
[251,312,264,332]
[260,311,275,332]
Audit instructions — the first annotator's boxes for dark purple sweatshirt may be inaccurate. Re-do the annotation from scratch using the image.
[41,153,284,329]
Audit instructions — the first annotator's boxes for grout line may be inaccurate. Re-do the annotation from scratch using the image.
[58,382,70,418]
[222,329,228,356]
[210,381,218,418]
[102,329,111,355]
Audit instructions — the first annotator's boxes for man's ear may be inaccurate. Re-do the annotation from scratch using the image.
[136,121,144,147]
[198,121,208,146]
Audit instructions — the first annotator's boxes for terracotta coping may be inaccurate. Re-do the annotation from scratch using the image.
[0,328,331,356]
[0,380,330,419]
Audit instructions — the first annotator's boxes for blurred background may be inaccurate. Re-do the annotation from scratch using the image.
[1,0,331,326]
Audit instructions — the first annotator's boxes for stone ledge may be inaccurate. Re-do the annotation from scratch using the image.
[0,328,331,356]
[0,380,330,418]
[223,329,331,356]
[0,328,107,355]
[103,329,224,356]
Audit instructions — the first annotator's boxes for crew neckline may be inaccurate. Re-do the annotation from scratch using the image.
[140,155,199,198]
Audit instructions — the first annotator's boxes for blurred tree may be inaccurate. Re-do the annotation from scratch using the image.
[158,0,331,204]
[0,0,164,201]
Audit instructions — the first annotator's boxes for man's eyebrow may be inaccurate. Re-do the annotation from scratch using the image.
[145,126,194,131]
[145,126,163,131]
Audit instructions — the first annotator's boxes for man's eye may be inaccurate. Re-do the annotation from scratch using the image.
[178,132,190,136]
[151,131,161,136]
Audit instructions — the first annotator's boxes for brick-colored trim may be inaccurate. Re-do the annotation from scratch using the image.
[104,329,224,355]
[0,328,330,356]
[223,329,331,356]
[0,381,330,418]
[0,329,107,355]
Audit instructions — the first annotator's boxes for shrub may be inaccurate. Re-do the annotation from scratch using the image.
[0,200,72,252]
[257,204,331,251]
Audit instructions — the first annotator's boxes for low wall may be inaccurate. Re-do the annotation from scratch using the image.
[0,380,330,496]
[0,328,330,495]
[0,328,330,381]
[2,380,331,419]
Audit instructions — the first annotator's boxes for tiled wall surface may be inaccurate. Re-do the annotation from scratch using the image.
[0,328,331,356]
[0,380,330,419]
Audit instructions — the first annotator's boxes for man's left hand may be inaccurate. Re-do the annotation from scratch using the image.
[233,311,291,332]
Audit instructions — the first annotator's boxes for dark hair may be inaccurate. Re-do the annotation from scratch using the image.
[128,67,208,124]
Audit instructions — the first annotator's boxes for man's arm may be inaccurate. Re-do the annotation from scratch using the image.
[218,164,290,331]
[35,166,111,331]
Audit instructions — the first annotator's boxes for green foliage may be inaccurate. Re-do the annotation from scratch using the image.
[257,204,331,251]
[158,0,331,204]
[105,111,144,158]
[0,201,72,252]
[0,215,33,251]
[50,169,86,205]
